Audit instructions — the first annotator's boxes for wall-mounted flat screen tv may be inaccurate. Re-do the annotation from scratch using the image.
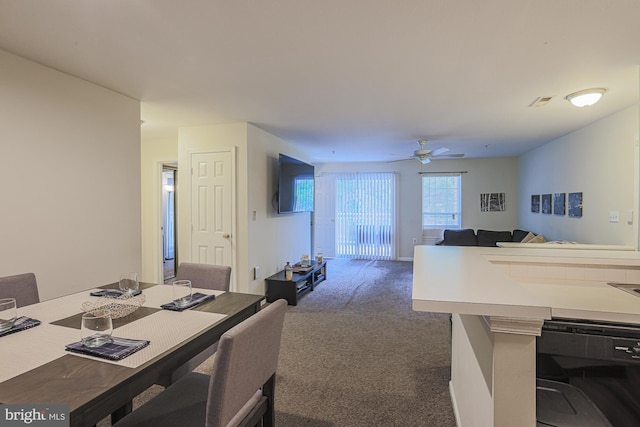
[278,154,315,213]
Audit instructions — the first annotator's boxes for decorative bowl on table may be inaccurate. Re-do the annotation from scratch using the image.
[82,293,146,319]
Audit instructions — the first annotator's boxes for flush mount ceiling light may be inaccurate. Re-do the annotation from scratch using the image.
[565,88,606,107]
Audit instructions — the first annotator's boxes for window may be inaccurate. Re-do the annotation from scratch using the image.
[334,172,396,260]
[422,174,462,229]
[293,176,314,212]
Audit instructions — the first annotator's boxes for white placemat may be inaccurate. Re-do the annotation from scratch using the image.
[0,323,79,383]
[65,309,226,368]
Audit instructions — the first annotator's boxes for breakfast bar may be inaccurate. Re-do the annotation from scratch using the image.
[412,245,640,427]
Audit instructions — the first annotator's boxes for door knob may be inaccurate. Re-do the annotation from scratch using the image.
[223,233,231,239]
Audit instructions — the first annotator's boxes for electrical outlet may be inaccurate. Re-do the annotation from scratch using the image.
[253,266,260,280]
[412,238,418,245]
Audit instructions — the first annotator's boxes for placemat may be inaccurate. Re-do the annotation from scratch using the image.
[65,309,226,368]
[0,323,79,383]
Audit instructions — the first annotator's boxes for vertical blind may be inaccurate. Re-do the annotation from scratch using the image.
[334,172,396,260]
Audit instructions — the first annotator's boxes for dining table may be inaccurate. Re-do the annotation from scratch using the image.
[0,281,265,427]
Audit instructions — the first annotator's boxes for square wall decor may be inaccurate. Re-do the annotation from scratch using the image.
[568,192,583,217]
[480,193,505,212]
[541,194,552,214]
[531,195,540,213]
[553,193,566,216]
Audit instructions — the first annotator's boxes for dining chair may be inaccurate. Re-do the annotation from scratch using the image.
[0,272,39,307]
[114,299,288,427]
[171,262,231,291]
[158,262,232,386]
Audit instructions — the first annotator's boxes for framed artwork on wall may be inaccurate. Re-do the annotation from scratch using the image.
[531,195,540,213]
[568,192,583,217]
[480,193,505,212]
[541,194,552,214]
[553,193,566,216]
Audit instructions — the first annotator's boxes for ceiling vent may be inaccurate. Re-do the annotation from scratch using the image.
[530,96,553,107]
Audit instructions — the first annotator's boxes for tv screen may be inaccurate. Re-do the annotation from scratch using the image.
[278,154,315,213]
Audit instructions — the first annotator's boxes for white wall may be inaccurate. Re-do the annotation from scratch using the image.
[141,136,178,283]
[177,122,312,295]
[247,124,313,293]
[0,50,141,300]
[519,104,640,246]
[177,123,246,291]
[315,157,520,259]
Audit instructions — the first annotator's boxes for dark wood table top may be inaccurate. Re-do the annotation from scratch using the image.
[0,282,264,427]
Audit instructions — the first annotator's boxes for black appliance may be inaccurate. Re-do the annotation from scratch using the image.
[537,318,640,427]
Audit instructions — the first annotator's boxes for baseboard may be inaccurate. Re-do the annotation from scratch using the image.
[397,257,413,262]
[449,380,462,427]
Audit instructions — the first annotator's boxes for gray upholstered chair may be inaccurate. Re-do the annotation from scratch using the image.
[171,262,231,291]
[0,273,39,307]
[114,299,288,427]
[158,262,232,386]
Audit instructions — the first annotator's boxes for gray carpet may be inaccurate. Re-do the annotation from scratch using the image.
[272,259,456,427]
[99,259,456,426]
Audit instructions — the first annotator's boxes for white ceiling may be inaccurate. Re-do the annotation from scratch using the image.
[1,1,638,162]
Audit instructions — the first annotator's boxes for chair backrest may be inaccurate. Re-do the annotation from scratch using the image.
[206,299,287,427]
[174,263,231,291]
[0,273,40,308]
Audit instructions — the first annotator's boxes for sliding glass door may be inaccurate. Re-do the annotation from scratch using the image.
[333,172,396,260]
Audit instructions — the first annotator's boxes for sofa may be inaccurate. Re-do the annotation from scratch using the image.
[437,228,533,247]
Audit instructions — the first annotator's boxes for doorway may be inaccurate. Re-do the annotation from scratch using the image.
[162,165,177,282]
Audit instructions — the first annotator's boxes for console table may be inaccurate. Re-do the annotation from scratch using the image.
[265,260,327,306]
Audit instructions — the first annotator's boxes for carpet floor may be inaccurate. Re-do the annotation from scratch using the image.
[99,259,456,426]
[272,259,456,427]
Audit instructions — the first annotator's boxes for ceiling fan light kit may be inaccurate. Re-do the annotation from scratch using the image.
[565,88,606,107]
[404,139,464,164]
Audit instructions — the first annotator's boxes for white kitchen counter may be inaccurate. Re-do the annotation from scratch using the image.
[411,245,640,427]
[412,245,640,324]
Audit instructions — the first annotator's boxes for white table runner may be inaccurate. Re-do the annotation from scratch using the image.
[0,286,227,382]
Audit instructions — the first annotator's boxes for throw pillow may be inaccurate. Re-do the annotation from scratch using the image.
[512,229,530,242]
[520,232,536,243]
[477,230,513,247]
[528,234,547,243]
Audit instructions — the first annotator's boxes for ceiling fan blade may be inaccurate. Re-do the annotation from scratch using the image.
[430,147,450,156]
[420,157,431,165]
[433,153,465,158]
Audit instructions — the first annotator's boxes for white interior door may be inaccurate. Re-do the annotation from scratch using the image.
[314,175,336,258]
[190,151,234,273]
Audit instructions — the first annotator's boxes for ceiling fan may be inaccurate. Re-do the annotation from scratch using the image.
[399,139,465,164]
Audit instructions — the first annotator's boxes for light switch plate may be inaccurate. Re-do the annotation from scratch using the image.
[253,266,260,280]
[609,211,619,223]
